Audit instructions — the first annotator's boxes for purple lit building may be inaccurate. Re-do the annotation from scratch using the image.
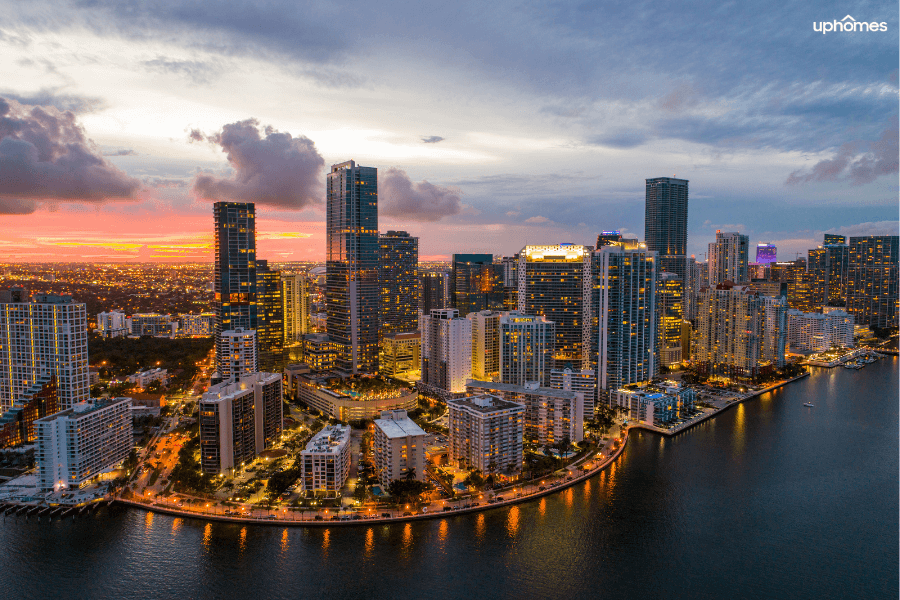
[756,243,777,264]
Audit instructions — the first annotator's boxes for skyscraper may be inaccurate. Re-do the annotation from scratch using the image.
[326,160,379,374]
[468,310,501,382]
[755,243,777,264]
[590,244,659,404]
[499,312,555,387]
[418,308,472,398]
[708,231,750,285]
[282,273,311,343]
[596,231,623,248]
[658,272,683,366]
[213,202,257,376]
[846,236,899,328]
[217,328,258,381]
[645,178,688,281]
[518,244,592,369]
[808,242,849,308]
[419,271,450,316]
[379,231,419,337]
[450,254,503,316]
[823,233,847,245]
[256,260,284,371]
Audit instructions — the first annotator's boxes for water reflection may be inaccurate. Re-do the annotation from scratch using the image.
[563,487,574,510]
[733,403,746,455]
[538,498,546,518]
[402,523,413,553]
[438,519,448,545]
[475,513,486,541]
[364,528,374,557]
[170,517,181,536]
[239,527,247,553]
[583,479,591,502]
[506,506,520,537]
[201,523,211,550]
[144,511,154,529]
[322,529,330,553]
[280,528,288,553]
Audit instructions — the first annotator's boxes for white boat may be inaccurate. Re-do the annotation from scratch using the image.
[803,402,814,407]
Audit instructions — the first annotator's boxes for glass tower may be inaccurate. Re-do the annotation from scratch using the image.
[450,254,504,316]
[213,202,257,376]
[644,178,688,280]
[326,160,379,374]
[379,231,419,337]
[256,259,284,372]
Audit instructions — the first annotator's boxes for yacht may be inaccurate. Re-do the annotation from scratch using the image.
[803,402,814,407]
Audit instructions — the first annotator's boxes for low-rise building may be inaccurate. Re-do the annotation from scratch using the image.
[0,378,58,448]
[129,313,175,337]
[126,368,168,388]
[35,397,132,491]
[448,394,524,474]
[294,373,418,421]
[300,424,351,493]
[373,409,427,487]
[178,313,215,336]
[610,381,696,428]
[302,333,337,372]
[198,373,282,475]
[466,380,583,446]
[96,310,128,338]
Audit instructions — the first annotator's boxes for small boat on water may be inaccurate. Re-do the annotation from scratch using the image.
[803,402,814,407]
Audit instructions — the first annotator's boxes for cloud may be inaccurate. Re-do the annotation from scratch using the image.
[586,131,648,149]
[0,97,142,214]
[142,57,223,85]
[0,198,37,214]
[103,148,137,156]
[827,220,900,237]
[786,122,899,185]
[191,119,325,210]
[0,88,105,114]
[506,210,521,217]
[658,83,700,113]
[421,135,444,144]
[379,168,462,222]
[525,215,550,224]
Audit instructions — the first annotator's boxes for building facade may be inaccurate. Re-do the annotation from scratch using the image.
[178,313,215,336]
[786,309,855,353]
[282,273,312,343]
[645,177,689,282]
[419,270,450,316]
[658,271,683,366]
[216,328,258,381]
[708,231,750,286]
[380,332,421,377]
[448,394,524,474]
[611,381,696,427]
[256,260,284,371]
[550,367,596,420]
[96,310,128,338]
[300,424,351,493]
[373,409,427,487]
[379,231,419,338]
[419,308,472,396]
[451,254,504,316]
[468,310,501,382]
[846,236,899,328]
[499,312,555,387]
[326,160,380,374]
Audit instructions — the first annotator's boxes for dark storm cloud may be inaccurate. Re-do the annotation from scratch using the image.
[0,97,142,214]
[380,168,461,222]
[786,122,899,185]
[191,119,325,209]
[421,136,444,144]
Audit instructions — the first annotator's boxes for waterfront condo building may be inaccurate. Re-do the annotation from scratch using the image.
[610,381,696,428]
[419,308,472,398]
[499,312,555,387]
[550,367,596,420]
[216,328,258,382]
[213,202,257,374]
[96,310,128,338]
[708,231,750,286]
[282,273,312,343]
[645,177,689,283]
[0,292,88,412]
[448,394,524,474]
[326,161,380,374]
[693,283,787,378]
[379,231,419,338]
[846,235,899,328]
[255,260,284,371]
[35,397,132,491]
[467,380,583,446]
[0,377,58,448]
[373,409,427,487]
[198,372,283,475]
[658,272,684,366]
[300,424,351,493]
[590,244,659,405]
[518,244,592,370]
[468,310,501,382]
[786,309,855,354]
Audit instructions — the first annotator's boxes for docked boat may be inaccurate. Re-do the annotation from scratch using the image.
[803,402,814,407]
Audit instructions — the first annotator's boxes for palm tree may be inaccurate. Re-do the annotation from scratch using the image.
[404,468,417,481]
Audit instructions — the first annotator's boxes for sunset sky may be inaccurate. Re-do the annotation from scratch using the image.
[0,1,897,263]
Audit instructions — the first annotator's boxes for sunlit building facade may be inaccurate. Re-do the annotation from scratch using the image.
[419,308,472,397]
[281,273,311,343]
[658,272,683,366]
[468,310,501,382]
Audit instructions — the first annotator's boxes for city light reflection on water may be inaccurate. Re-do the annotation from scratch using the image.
[506,506,519,537]
[364,528,374,557]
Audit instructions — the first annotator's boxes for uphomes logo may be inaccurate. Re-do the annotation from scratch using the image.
[814,15,888,33]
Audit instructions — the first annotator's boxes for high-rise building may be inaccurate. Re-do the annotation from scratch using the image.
[590,244,659,404]
[823,233,847,245]
[213,202,257,375]
[300,424,351,493]
[645,178,688,281]
[380,332,421,377]
[35,397,131,491]
[693,283,786,378]
[326,160,379,374]
[596,231,623,248]
[0,292,88,412]
[96,310,128,338]
[130,313,174,337]
[755,243,777,264]
[708,231,750,285]
[808,242,849,308]
[786,309,854,353]
[282,273,311,343]
[0,377,58,448]
[468,310,501,381]
[419,271,450,316]
[500,255,520,311]
[846,236,899,328]
[418,308,472,397]
[256,260,284,371]
[447,394,524,473]
[550,367,596,419]
[658,272,683,366]
[684,256,707,321]
[216,328,258,381]
[518,244,592,369]
[373,409,427,486]
[499,312,555,387]
[379,231,419,337]
[198,372,282,475]
[451,254,503,316]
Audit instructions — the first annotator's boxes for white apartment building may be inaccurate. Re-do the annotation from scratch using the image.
[467,380,583,446]
[126,368,168,388]
[708,231,750,285]
[96,310,128,338]
[786,309,854,353]
[0,294,89,412]
[448,394,524,474]
[216,328,258,381]
[468,310,500,381]
[35,397,132,491]
[550,367,597,419]
[198,372,282,474]
[373,409,427,487]
[419,308,471,397]
[300,424,351,493]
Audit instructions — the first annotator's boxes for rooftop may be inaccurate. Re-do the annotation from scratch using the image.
[466,380,578,400]
[449,394,525,414]
[35,397,130,423]
[302,425,351,454]
[375,416,426,439]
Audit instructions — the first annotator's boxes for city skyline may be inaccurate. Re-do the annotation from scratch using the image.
[0,2,896,263]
